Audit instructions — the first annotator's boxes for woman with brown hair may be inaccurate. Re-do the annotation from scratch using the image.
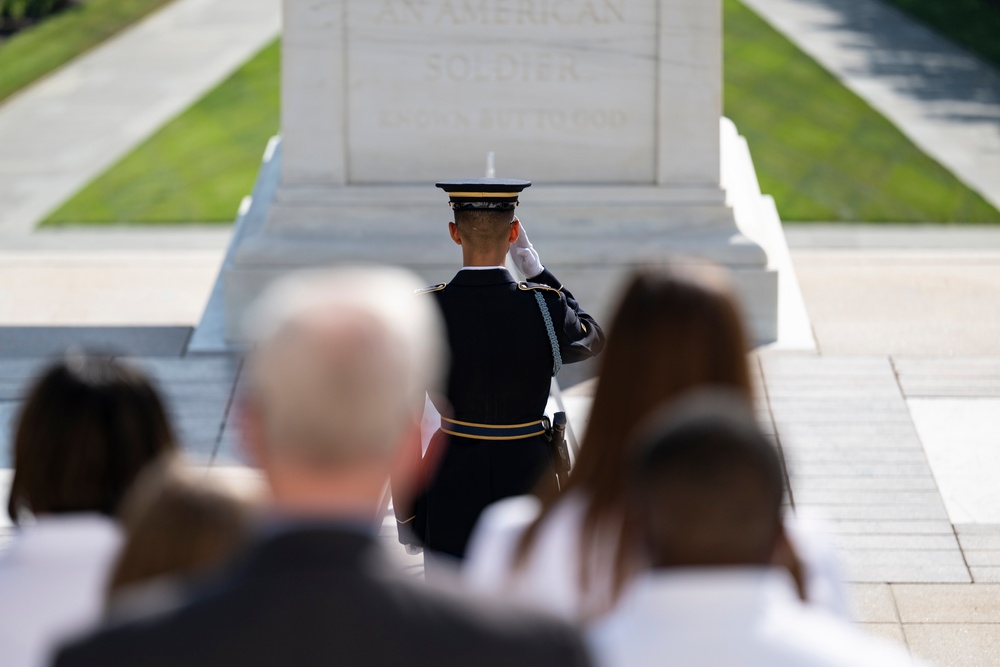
[104,455,254,620]
[463,264,755,620]
[0,354,176,667]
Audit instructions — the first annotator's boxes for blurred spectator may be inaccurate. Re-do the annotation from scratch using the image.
[53,267,592,667]
[464,265,754,620]
[0,354,176,667]
[587,392,920,667]
[105,455,254,620]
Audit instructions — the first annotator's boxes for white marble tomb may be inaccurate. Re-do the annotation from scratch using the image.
[195,0,793,349]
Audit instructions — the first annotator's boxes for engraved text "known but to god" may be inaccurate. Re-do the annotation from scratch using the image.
[378,108,628,131]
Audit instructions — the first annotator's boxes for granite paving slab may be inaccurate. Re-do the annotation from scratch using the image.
[862,623,907,648]
[811,520,955,536]
[958,535,1000,551]
[898,381,1000,398]
[970,568,1000,584]
[126,357,242,383]
[909,398,1000,524]
[893,584,1000,623]
[904,624,1000,667]
[963,552,1000,567]
[762,356,965,581]
[834,534,960,552]
[796,490,949,507]
[956,527,1000,579]
[954,524,1000,536]
[789,462,938,478]
[849,583,900,623]
[839,550,970,584]
[894,358,1000,398]
[0,327,193,358]
[772,422,922,438]
[785,449,932,464]
[804,504,950,522]
[783,476,943,492]
[777,437,931,452]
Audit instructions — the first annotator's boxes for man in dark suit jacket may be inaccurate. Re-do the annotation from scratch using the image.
[53,266,591,667]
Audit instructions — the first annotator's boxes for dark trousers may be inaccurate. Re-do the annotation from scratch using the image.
[415,430,554,559]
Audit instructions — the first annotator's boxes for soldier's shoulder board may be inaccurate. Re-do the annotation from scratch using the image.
[518,282,563,298]
[414,283,447,295]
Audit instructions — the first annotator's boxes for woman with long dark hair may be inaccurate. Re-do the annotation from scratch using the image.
[464,264,755,620]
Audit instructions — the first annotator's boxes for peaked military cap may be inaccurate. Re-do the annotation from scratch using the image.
[436,178,531,210]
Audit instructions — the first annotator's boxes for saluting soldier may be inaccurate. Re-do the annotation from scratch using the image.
[401,178,605,561]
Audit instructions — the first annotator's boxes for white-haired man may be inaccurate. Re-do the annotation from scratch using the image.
[53,266,592,667]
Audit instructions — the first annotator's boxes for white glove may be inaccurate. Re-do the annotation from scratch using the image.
[509,220,544,279]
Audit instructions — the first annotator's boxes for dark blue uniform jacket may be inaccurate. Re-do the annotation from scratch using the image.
[413,267,604,558]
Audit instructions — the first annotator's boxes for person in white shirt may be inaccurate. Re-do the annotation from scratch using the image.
[588,391,922,667]
[464,265,852,622]
[0,355,177,667]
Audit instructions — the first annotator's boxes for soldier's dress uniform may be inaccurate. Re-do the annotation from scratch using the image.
[407,179,605,559]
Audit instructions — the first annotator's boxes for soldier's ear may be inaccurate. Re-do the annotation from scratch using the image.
[508,217,520,243]
[448,221,462,245]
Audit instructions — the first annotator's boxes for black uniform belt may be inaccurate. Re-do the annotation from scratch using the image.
[440,417,546,441]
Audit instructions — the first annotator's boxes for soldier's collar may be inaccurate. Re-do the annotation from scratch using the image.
[450,267,517,287]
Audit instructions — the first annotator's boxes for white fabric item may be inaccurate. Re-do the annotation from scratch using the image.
[784,511,854,621]
[508,224,543,279]
[0,514,122,667]
[465,495,854,623]
[463,493,619,621]
[588,568,922,667]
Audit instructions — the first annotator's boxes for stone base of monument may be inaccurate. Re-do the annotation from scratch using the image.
[189,120,814,353]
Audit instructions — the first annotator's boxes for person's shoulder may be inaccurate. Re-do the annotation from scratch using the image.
[384,574,591,666]
[53,564,242,666]
[53,611,182,667]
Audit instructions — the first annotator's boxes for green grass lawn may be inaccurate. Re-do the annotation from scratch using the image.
[45,39,280,225]
[724,0,998,222]
[45,1,1000,224]
[881,0,1000,71]
[0,0,174,103]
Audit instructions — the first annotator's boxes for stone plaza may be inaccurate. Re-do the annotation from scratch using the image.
[2,0,1000,664]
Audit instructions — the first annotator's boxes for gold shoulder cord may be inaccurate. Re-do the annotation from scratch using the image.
[414,283,446,295]
[517,282,563,298]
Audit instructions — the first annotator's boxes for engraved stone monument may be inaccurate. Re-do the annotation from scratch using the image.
[198,0,789,347]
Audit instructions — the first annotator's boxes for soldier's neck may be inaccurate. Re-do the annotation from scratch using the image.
[461,246,508,268]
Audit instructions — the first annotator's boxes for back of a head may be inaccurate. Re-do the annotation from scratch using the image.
[453,207,515,252]
[516,264,755,593]
[7,354,177,523]
[630,390,784,568]
[572,263,753,501]
[244,265,445,468]
[107,456,252,598]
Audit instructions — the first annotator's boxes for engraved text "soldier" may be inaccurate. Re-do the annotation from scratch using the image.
[425,53,581,83]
